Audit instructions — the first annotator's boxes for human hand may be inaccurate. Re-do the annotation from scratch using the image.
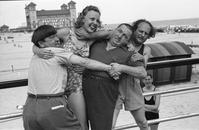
[109,69,121,80]
[110,63,122,72]
[131,52,144,62]
[38,49,54,59]
[73,65,85,74]
[75,28,89,40]
[127,43,136,52]
[109,63,122,80]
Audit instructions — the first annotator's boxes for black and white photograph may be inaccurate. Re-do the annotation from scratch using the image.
[0,0,199,130]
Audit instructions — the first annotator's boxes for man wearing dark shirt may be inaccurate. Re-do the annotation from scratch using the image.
[83,23,147,130]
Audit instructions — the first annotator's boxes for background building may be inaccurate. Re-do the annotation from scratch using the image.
[25,1,76,30]
[0,25,9,32]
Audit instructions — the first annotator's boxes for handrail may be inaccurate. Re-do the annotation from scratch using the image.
[144,84,199,96]
[187,44,199,48]
[0,112,22,121]
[0,79,28,89]
[147,57,199,69]
[1,57,199,89]
[114,112,199,130]
[1,85,199,121]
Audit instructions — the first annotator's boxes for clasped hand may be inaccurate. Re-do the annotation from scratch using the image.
[108,63,122,80]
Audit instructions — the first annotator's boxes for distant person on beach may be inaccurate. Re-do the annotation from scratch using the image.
[23,24,113,130]
[112,19,156,130]
[32,5,113,130]
[142,74,160,130]
[82,23,147,130]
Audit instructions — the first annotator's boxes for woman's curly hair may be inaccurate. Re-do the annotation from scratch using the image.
[74,5,101,29]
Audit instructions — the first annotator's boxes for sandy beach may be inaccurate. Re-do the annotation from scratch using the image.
[0,32,199,130]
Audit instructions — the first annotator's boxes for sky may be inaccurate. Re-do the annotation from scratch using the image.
[0,0,199,28]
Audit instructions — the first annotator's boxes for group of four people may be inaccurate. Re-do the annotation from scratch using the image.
[23,5,160,130]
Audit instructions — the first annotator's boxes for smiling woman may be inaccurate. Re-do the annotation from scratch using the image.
[75,5,101,32]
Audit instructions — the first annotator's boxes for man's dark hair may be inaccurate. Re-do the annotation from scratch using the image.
[31,25,57,47]
[75,5,101,29]
[132,19,156,38]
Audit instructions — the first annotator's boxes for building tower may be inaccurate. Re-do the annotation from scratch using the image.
[68,0,76,28]
[25,2,37,30]
[61,4,68,10]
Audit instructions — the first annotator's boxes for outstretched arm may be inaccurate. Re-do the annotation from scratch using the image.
[110,52,147,78]
[70,55,112,71]
[84,30,111,40]
[110,63,147,79]
[75,28,112,40]
[56,51,112,72]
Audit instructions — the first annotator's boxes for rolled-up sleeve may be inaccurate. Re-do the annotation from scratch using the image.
[47,47,74,65]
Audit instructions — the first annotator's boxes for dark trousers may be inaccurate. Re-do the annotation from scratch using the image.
[83,75,119,130]
[23,95,81,130]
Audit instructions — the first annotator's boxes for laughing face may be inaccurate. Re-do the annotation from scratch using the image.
[133,22,151,46]
[82,10,101,33]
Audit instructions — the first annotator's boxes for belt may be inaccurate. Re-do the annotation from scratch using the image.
[28,92,65,99]
[84,73,114,81]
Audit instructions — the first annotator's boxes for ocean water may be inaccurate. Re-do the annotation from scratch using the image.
[0,32,199,130]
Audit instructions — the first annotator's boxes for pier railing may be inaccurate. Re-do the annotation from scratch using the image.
[1,57,199,129]
[1,84,199,128]
[1,57,199,89]
[115,112,199,130]
[114,84,199,130]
